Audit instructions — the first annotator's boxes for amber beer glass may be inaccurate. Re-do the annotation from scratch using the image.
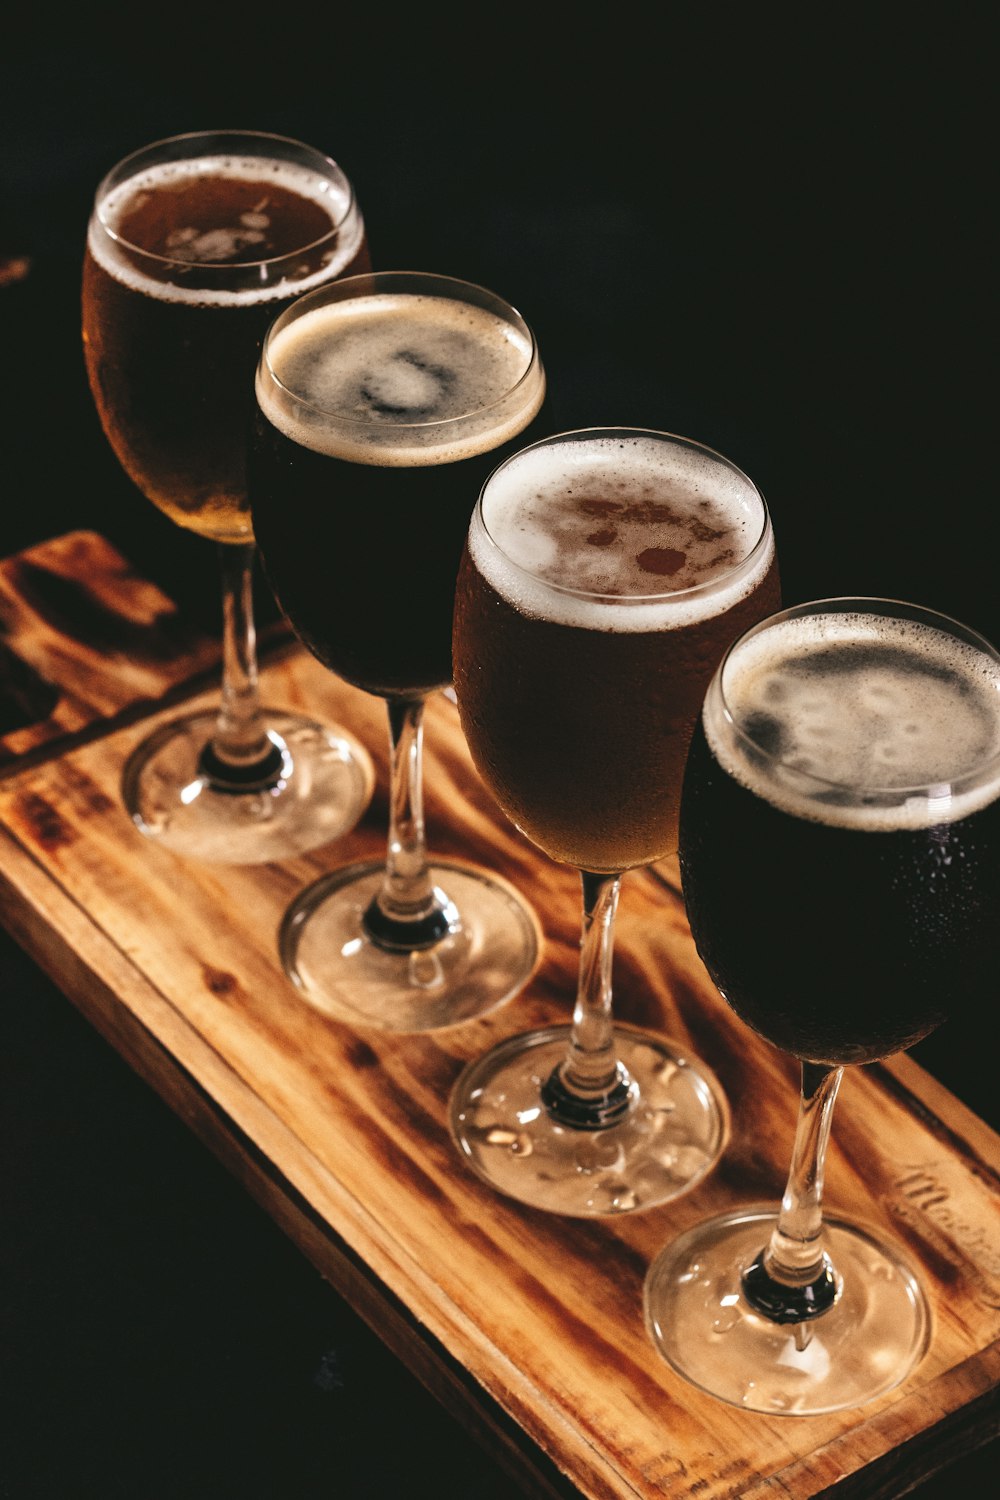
[449,428,780,1216]
[249,270,549,1031]
[82,130,374,862]
[645,598,1000,1413]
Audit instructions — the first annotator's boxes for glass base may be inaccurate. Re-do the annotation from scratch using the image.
[121,708,375,865]
[279,858,541,1032]
[449,1024,729,1217]
[644,1207,931,1414]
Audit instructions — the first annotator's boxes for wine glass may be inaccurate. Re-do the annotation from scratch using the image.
[644,597,1000,1412]
[248,270,550,1031]
[448,428,781,1216]
[82,129,375,863]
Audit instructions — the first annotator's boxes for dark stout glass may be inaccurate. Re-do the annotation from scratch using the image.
[679,604,1000,1063]
[83,136,370,543]
[453,430,780,872]
[249,278,548,696]
[246,271,548,1036]
[645,598,1000,1415]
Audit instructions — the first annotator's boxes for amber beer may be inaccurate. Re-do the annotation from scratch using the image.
[679,603,1000,1063]
[452,429,780,873]
[82,132,370,543]
[249,274,548,697]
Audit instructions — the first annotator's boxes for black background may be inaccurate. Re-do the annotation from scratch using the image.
[1,14,995,1498]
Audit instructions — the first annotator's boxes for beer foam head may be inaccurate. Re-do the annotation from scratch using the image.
[89,154,363,307]
[707,610,1000,828]
[469,431,774,631]
[257,293,545,466]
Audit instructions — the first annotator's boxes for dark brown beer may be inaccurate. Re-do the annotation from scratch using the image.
[679,605,1000,1063]
[249,278,548,697]
[452,430,780,873]
[82,138,370,543]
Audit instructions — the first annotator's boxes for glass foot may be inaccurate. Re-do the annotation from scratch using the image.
[122,708,375,864]
[279,858,541,1032]
[449,1023,729,1217]
[644,1207,931,1414]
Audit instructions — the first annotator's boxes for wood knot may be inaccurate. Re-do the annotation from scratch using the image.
[345,1038,379,1070]
[201,965,239,1000]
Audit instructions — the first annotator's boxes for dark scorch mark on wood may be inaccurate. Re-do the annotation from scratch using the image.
[8,559,207,664]
[11,790,76,852]
[0,640,59,736]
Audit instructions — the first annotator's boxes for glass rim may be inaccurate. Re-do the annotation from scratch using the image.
[474,425,774,605]
[92,128,359,270]
[259,269,543,431]
[714,594,1000,797]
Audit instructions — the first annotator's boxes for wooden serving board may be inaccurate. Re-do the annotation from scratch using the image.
[1,533,998,1499]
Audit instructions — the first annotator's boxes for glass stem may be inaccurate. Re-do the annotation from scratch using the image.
[742,1060,844,1325]
[362,696,455,951]
[198,543,285,790]
[541,870,635,1129]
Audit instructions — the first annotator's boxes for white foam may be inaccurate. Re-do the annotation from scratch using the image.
[88,154,364,307]
[705,611,1000,828]
[257,294,545,467]
[468,433,774,631]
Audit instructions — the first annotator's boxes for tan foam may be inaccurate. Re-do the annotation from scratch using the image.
[89,154,364,307]
[257,294,545,467]
[469,433,774,631]
[706,611,1000,828]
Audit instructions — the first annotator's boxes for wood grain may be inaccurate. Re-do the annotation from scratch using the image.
[0,535,997,1498]
[0,530,225,764]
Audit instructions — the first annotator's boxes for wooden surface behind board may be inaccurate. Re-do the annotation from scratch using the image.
[0,533,997,1500]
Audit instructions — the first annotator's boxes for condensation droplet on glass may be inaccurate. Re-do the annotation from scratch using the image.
[238,792,272,823]
[610,1188,638,1213]
[653,1058,679,1087]
[408,950,445,989]
[712,1309,741,1335]
[574,1136,622,1173]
